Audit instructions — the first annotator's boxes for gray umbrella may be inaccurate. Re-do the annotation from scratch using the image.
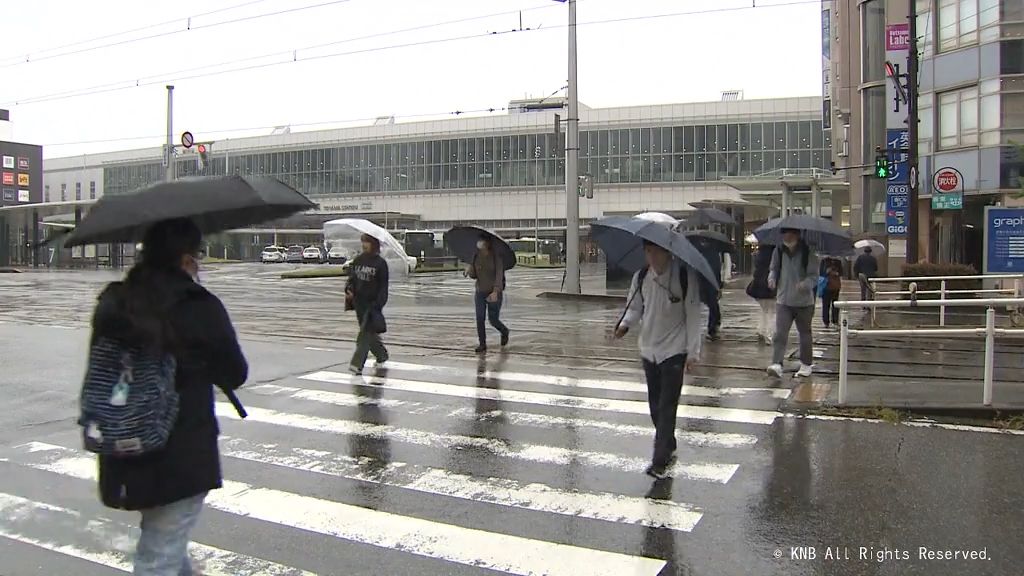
[753,214,853,256]
[681,207,736,227]
[63,176,315,247]
[591,216,718,289]
[683,229,736,254]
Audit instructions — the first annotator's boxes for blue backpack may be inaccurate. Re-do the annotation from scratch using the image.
[78,337,179,457]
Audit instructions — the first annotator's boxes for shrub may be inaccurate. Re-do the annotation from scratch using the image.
[899,262,979,299]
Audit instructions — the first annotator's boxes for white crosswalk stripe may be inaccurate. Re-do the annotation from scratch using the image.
[0,357,782,575]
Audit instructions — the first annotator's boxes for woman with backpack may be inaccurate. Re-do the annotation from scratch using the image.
[821,257,843,329]
[746,243,777,345]
[82,218,248,575]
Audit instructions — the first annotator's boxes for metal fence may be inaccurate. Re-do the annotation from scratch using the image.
[866,274,1024,327]
[834,298,1024,407]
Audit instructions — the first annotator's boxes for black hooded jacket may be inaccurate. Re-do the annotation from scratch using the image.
[89,269,248,510]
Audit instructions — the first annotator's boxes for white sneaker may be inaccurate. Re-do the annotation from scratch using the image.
[796,364,813,377]
[767,364,783,378]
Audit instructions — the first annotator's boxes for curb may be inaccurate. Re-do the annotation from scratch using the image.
[536,291,625,303]
[0,267,22,273]
[780,399,1024,420]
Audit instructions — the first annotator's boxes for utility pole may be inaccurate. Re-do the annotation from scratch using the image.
[906,3,920,263]
[563,0,581,294]
[165,85,174,182]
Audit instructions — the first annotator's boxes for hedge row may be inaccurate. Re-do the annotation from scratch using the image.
[898,262,980,299]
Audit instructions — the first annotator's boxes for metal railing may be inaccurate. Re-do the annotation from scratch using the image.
[834,298,1024,406]
[866,274,1024,327]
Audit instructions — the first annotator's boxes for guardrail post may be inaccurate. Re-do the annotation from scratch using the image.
[939,280,947,326]
[839,309,849,405]
[870,281,877,328]
[983,307,995,406]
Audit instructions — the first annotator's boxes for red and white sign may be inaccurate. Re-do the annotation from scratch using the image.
[886,24,909,51]
[1,172,13,186]
[933,167,964,194]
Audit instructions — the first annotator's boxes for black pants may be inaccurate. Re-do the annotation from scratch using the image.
[822,290,840,327]
[641,354,686,467]
[707,299,721,336]
[351,305,388,369]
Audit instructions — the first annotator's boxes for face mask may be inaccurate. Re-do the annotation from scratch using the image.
[477,241,486,250]
[783,239,797,249]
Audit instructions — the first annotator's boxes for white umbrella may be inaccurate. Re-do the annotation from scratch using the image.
[634,211,678,227]
[744,233,759,244]
[323,218,416,274]
[854,239,885,255]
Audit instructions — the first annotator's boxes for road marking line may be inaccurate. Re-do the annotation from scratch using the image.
[787,413,1024,435]
[219,436,703,532]
[370,360,790,399]
[246,384,758,448]
[216,404,739,482]
[303,346,337,352]
[300,371,781,426]
[0,492,312,575]
[11,443,668,576]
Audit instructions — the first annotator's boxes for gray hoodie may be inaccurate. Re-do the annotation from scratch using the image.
[768,242,819,308]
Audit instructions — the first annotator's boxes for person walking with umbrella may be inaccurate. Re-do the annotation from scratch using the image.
[346,234,390,374]
[467,233,510,353]
[614,239,704,480]
[766,227,819,378]
[854,245,880,301]
[745,242,777,345]
[82,218,248,574]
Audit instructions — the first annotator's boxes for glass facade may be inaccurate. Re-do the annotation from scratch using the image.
[103,121,829,197]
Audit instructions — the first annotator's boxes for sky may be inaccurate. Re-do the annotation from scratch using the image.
[0,0,824,159]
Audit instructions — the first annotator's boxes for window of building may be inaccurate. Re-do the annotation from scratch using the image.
[939,85,980,148]
[938,0,999,52]
[75,182,82,201]
[89,181,96,199]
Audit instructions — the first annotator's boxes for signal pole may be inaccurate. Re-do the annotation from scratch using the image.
[165,85,175,182]
[564,0,581,294]
[906,3,920,263]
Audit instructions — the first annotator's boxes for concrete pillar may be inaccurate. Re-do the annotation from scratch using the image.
[31,210,39,267]
[780,182,790,217]
[811,179,821,218]
[0,216,8,267]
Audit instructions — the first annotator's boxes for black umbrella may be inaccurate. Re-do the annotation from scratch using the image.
[753,214,853,256]
[445,226,516,270]
[591,216,718,289]
[684,229,736,254]
[63,176,315,247]
[681,207,735,227]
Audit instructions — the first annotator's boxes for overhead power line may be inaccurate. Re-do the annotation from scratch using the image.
[6,0,817,108]
[0,0,354,69]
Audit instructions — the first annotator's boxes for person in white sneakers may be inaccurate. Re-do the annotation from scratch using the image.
[766,228,819,378]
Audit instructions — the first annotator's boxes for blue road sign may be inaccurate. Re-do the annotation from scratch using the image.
[986,208,1024,273]
[886,182,909,235]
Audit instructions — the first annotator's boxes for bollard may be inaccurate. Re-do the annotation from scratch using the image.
[939,280,947,326]
[983,307,995,406]
[838,309,849,405]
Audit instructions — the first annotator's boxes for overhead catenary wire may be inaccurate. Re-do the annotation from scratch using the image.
[0,0,357,69]
[5,0,818,109]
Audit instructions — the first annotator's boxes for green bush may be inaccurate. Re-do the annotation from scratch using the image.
[899,262,979,299]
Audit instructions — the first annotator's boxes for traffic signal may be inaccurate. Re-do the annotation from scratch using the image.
[874,154,889,179]
[196,143,211,171]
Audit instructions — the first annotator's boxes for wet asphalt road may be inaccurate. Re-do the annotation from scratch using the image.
[0,264,1022,575]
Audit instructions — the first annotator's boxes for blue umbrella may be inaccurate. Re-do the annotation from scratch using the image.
[591,216,718,289]
[753,215,853,257]
[445,226,516,270]
[680,207,735,227]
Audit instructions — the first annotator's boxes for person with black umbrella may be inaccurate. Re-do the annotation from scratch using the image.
[614,239,703,480]
[345,234,390,374]
[467,233,510,353]
[81,218,248,574]
[766,228,819,378]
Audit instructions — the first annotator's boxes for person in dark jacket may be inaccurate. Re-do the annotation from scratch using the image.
[346,233,390,374]
[467,234,509,353]
[746,243,777,344]
[821,257,843,328]
[89,218,248,575]
[854,247,879,301]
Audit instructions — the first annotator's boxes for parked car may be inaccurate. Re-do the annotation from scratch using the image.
[260,245,286,263]
[285,245,305,263]
[327,246,349,265]
[302,246,325,263]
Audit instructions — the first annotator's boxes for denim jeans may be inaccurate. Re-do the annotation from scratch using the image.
[351,305,388,370]
[474,291,509,346]
[134,492,207,576]
[641,354,686,467]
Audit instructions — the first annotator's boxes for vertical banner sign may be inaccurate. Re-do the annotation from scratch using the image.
[984,207,1024,273]
[885,23,910,237]
[821,4,832,131]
